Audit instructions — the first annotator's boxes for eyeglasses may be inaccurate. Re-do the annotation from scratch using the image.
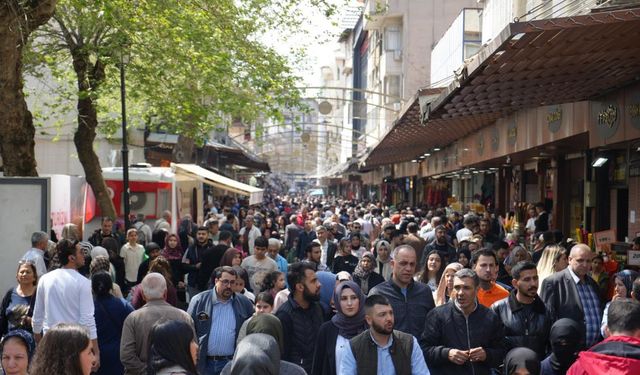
[18,260,35,265]
[219,279,236,286]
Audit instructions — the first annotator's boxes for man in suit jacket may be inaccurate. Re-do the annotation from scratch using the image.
[315,225,338,270]
[540,243,603,348]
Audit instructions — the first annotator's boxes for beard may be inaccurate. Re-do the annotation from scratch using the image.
[371,319,393,336]
[303,285,320,302]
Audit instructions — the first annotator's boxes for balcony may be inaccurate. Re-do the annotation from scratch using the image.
[363,0,403,30]
[431,8,482,87]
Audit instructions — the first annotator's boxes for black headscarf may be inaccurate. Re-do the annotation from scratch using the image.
[548,318,583,373]
[331,281,367,339]
[246,314,284,354]
[504,347,540,375]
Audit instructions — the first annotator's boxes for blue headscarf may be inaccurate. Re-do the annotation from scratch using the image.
[2,329,36,361]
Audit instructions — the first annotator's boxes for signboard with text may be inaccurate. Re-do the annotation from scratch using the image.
[594,229,616,250]
[628,250,640,266]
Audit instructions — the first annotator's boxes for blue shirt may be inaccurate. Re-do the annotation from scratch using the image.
[273,254,289,287]
[338,333,430,375]
[569,268,602,347]
[207,298,236,356]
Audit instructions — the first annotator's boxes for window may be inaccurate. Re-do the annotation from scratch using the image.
[384,26,402,52]
[384,75,401,103]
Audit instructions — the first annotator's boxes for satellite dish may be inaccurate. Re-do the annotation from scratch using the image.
[301,133,311,143]
[318,101,333,115]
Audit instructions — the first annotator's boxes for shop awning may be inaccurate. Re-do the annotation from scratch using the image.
[364,6,640,168]
[172,163,264,205]
[147,133,270,172]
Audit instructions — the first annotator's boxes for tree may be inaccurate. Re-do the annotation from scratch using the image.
[0,0,57,176]
[26,0,336,219]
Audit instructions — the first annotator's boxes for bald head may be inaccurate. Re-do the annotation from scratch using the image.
[568,243,593,278]
[141,272,167,301]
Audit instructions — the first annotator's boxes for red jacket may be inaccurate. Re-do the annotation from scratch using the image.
[568,335,640,375]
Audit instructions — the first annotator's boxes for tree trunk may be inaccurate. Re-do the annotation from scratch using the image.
[0,1,58,176]
[172,134,197,163]
[70,49,117,219]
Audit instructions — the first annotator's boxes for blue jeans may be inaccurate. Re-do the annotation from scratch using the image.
[205,358,229,375]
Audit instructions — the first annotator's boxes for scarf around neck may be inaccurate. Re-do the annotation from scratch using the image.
[331,281,367,339]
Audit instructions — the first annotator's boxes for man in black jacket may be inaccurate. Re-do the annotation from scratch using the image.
[276,261,325,373]
[540,243,603,348]
[182,227,213,299]
[491,261,550,358]
[369,245,435,338]
[197,230,232,291]
[421,269,505,375]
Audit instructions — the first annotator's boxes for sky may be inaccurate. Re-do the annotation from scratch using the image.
[264,0,360,86]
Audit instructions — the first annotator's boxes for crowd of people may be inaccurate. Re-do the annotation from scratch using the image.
[2,195,640,375]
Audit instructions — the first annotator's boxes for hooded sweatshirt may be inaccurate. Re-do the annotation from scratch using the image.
[567,335,640,375]
[504,347,541,375]
[221,333,305,375]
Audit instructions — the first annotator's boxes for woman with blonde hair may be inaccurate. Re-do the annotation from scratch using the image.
[434,262,464,306]
[536,245,568,294]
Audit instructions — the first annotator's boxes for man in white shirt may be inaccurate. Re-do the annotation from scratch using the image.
[455,215,477,243]
[32,239,100,372]
[120,228,146,289]
[21,231,48,277]
[354,210,373,238]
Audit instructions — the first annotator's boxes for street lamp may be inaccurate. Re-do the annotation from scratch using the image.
[119,50,131,230]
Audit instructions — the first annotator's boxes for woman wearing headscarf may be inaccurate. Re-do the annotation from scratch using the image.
[457,247,472,269]
[162,233,184,287]
[504,347,541,375]
[434,262,464,306]
[1,329,36,375]
[600,269,639,338]
[541,318,584,375]
[374,240,392,281]
[311,281,367,375]
[90,256,124,298]
[352,252,385,295]
[236,293,276,345]
[243,313,284,354]
[221,333,305,375]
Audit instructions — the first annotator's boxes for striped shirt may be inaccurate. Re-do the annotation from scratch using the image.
[207,299,236,356]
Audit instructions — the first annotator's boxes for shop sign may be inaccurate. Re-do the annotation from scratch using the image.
[630,162,640,178]
[628,250,640,266]
[594,229,616,250]
[593,102,620,139]
[477,131,485,156]
[507,120,517,146]
[627,91,640,130]
[547,106,562,133]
